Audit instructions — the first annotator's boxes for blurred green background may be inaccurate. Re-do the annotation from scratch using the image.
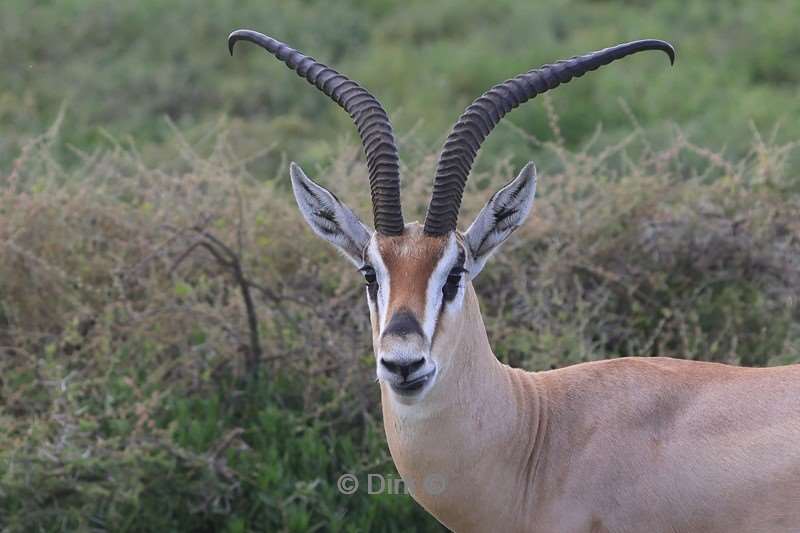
[3,0,800,175]
[1,1,799,531]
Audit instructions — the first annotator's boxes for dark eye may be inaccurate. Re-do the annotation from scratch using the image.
[442,267,466,302]
[360,266,379,300]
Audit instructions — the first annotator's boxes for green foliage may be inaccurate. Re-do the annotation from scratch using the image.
[1,122,798,530]
[2,0,800,177]
[0,369,437,532]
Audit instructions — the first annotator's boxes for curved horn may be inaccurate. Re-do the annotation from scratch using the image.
[423,39,675,236]
[229,29,404,235]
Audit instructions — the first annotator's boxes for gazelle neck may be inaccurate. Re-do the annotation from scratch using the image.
[380,284,545,530]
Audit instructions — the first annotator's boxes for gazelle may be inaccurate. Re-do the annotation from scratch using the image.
[229,29,800,532]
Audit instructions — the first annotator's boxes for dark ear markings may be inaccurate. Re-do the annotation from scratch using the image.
[315,224,338,237]
[474,232,491,259]
[290,163,372,266]
[493,206,518,225]
[475,212,507,257]
[299,179,319,201]
[312,209,340,237]
[511,175,528,197]
[316,208,337,224]
[472,207,516,259]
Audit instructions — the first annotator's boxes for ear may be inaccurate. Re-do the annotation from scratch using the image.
[290,162,372,267]
[464,162,537,279]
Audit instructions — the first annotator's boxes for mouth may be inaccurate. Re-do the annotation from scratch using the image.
[390,368,436,396]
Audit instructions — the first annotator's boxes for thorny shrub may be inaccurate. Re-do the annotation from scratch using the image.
[0,121,798,530]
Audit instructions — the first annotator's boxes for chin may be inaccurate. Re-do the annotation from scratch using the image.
[382,367,438,405]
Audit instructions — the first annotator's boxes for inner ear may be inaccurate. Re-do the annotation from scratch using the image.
[464,162,537,278]
[290,162,372,267]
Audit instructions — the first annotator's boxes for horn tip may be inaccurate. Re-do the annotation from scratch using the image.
[227,31,240,56]
[227,29,256,56]
[654,39,676,65]
[665,45,676,66]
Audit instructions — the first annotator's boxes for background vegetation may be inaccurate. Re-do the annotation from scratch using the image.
[1,0,799,531]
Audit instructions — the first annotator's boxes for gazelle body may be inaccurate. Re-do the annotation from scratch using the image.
[380,264,800,532]
[229,30,800,532]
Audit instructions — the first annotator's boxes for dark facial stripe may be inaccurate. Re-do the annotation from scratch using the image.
[455,246,466,271]
[383,308,424,339]
[440,244,466,306]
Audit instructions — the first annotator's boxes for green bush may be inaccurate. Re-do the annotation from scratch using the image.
[0,122,798,530]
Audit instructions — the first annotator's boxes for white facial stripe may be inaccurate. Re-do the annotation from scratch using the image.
[366,237,391,332]
[422,233,462,341]
[366,232,467,344]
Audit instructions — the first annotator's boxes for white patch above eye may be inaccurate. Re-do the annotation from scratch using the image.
[366,237,391,332]
[422,234,463,340]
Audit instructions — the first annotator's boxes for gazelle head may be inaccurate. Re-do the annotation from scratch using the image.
[286,163,538,404]
[229,30,674,403]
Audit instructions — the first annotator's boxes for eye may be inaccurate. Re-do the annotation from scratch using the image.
[360,265,379,300]
[442,267,466,302]
[362,268,376,285]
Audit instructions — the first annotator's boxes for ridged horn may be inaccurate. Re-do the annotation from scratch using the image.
[423,39,675,236]
[228,29,404,235]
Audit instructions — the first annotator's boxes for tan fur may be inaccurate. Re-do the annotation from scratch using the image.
[374,232,800,533]
[377,230,447,319]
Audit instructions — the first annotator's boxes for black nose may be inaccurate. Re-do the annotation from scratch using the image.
[380,357,425,379]
[383,309,424,339]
